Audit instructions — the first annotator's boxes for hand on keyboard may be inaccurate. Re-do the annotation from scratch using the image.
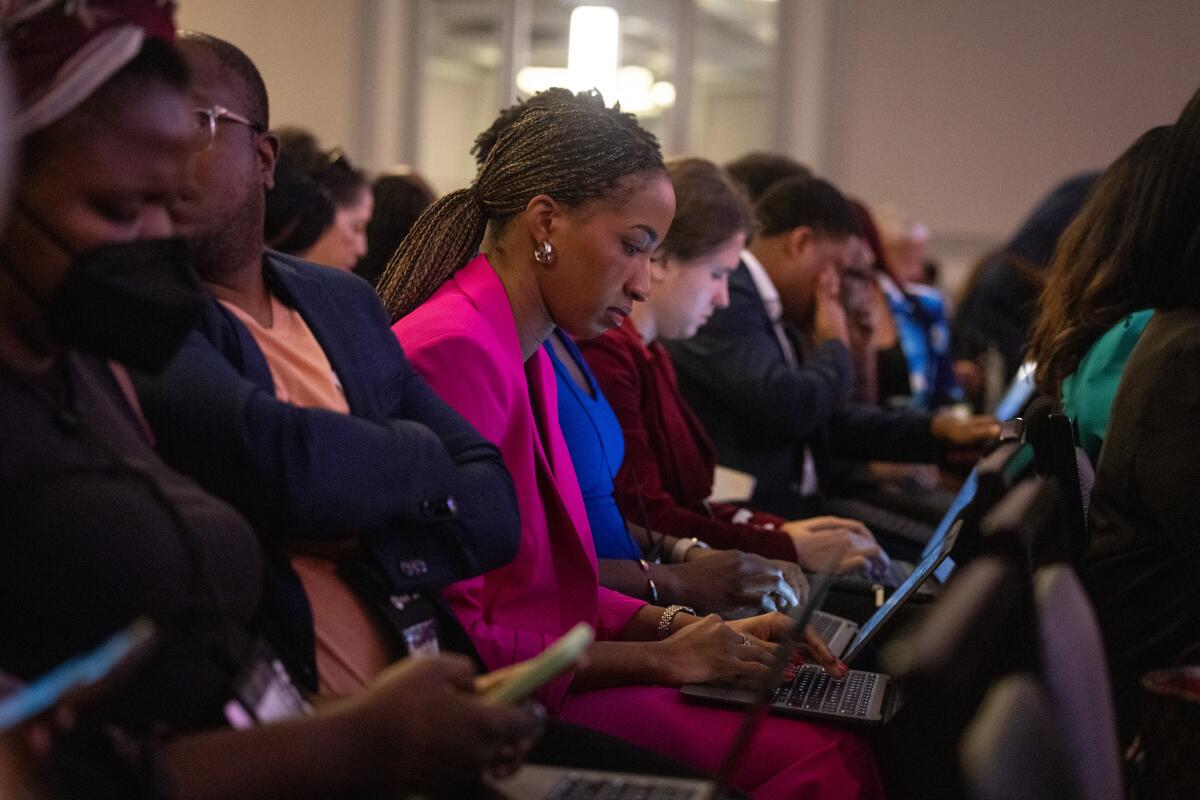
[781,516,892,577]
[727,613,848,679]
[661,549,806,616]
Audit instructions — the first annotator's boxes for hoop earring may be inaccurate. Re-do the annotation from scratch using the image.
[533,240,554,265]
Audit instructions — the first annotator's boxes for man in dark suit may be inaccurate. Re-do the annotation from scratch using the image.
[132,33,520,690]
[665,175,997,519]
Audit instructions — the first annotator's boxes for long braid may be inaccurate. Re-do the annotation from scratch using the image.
[378,89,664,321]
[375,189,485,321]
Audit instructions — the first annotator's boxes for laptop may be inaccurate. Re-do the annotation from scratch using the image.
[681,522,960,726]
[490,764,718,799]
[993,360,1036,421]
[492,569,847,799]
[829,363,1036,589]
[833,467,976,595]
[818,363,1035,548]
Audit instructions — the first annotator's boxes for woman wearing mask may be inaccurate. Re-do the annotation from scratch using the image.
[0,3,536,796]
[381,90,882,799]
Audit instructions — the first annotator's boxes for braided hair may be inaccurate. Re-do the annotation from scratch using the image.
[377,89,664,321]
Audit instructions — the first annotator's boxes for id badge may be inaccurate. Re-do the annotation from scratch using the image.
[391,593,440,657]
[224,647,312,730]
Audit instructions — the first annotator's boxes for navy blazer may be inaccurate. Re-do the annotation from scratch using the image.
[664,261,939,515]
[134,252,520,680]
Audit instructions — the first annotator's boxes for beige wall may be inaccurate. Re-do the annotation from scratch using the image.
[177,0,1200,265]
[823,0,1200,246]
[177,0,364,158]
[420,61,496,195]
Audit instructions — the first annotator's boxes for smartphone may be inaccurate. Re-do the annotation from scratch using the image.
[0,619,155,732]
[482,622,594,704]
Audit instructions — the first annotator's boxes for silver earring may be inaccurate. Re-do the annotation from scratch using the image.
[533,240,553,265]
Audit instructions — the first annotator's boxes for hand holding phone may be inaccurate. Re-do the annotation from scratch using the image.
[0,619,155,732]
[477,623,594,704]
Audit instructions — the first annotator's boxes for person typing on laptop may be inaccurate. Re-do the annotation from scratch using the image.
[663,175,998,522]
[382,89,884,799]
[573,157,889,585]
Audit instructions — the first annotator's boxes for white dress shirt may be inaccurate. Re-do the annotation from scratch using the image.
[739,250,819,496]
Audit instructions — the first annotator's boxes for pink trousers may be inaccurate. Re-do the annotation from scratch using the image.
[558,685,885,799]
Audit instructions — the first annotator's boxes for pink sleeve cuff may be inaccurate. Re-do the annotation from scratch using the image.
[595,587,647,640]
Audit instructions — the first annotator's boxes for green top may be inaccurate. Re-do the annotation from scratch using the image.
[1061,309,1155,465]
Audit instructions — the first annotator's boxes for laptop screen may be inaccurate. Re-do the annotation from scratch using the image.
[993,361,1036,421]
[843,520,962,663]
[913,467,977,583]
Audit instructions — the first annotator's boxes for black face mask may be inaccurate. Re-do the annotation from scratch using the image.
[3,202,205,373]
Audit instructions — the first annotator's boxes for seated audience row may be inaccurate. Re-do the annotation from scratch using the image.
[13,0,1200,794]
[661,172,997,521]
[1029,89,1200,744]
[0,4,888,798]
[378,88,882,797]
[0,6,537,797]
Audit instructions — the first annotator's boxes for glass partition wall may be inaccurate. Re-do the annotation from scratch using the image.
[417,0,778,192]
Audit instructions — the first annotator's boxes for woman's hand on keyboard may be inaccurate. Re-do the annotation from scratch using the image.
[781,516,891,577]
[728,613,847,678]
[653,613,777,687]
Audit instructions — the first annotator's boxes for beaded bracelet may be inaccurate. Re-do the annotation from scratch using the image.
[656,604,695,640]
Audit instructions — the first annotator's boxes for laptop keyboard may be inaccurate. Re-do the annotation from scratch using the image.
[809,611,845,643]
[774,664,879,718]
[544,773,707,800]
[822,497,936,545]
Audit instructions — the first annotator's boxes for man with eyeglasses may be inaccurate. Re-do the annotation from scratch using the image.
[192,103,263,150]
[136,31,720,785]
[140,30,524,696]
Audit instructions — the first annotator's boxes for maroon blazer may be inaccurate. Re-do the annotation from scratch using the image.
[578,319,797,561]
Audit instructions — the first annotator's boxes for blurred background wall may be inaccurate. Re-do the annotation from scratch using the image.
[178,0,1200,292]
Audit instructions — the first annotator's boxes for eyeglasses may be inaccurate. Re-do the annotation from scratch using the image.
[840,266,876,284]
[192,105,265,152]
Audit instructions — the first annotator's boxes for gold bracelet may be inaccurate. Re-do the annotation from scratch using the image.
[656,604,695,640]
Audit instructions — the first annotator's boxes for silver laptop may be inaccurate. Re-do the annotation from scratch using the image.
[680,521,960,726]
[491,765,717,799]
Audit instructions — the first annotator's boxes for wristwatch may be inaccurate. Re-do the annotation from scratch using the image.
[656,604,695,640]
[670,536,710,564]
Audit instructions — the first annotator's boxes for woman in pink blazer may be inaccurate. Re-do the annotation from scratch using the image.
[381,89,882,799]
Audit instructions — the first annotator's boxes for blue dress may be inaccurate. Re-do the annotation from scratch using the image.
[545,331,642,560]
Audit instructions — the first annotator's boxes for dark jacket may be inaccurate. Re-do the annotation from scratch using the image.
[954,173,1099,379]
[664,261,939,516]
[134,251,520,684]
[1084,308,1200,743]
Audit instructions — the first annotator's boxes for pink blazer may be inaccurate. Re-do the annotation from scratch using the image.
[393,254,645,711]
